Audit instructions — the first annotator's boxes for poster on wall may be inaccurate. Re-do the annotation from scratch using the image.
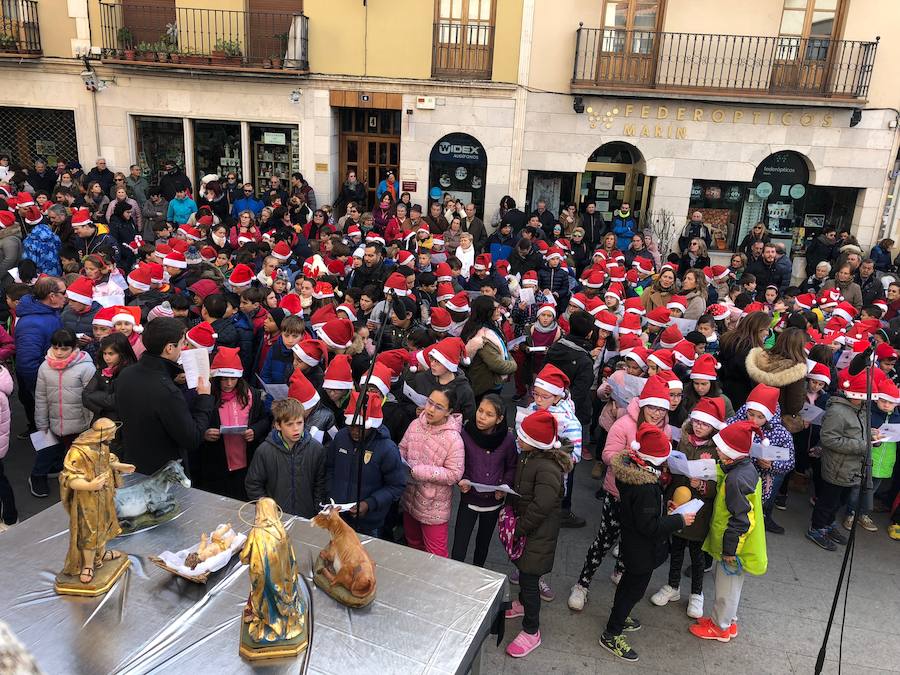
[594,175,613,190]
[429,132,487,215]
[533,176,562,213]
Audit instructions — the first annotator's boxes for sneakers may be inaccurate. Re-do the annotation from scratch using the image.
[650,584,681,607]
[826,525,848,546]
[560,511,586,528]
[859,514,878,532]
[508,569,519,585]
[600,632,639,662]
[623,616,642,632]
[806,527,837,551]
[567,583,588,611]
[764,515,785,535]
[774,494,788,511]
[689,617,732,642]
[842,514,854,531]
[506,630,541,658]
[539,577,554,602]
[29,475,49,498]
[610,569,622,585]
[888,524,900,540]
[505,600,525,619]
[687,593,704,619]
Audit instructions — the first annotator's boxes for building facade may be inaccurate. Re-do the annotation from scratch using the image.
[1,0,898,262]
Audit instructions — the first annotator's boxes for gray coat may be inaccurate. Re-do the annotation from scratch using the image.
[35,350,96,437]
[819,395,868,487]
[245,430,327,518]
[0,234,22,280]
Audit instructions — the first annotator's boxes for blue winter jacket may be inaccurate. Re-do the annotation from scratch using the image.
[260,337,294,385]
[14,295,63,388]
[60,302,101,338]
[612,211,637,251]
[166,196,197,225]
[232,196,264,219]
[22,223,61,276]
[538,264,571,308]
[326,425,408,534]
[231,311,256,374]
[870,244,892,272]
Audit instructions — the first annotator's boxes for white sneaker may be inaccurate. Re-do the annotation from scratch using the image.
[650,584,681,607]
[687,593,704,618]
[567,583,588,611]
[610,569,622,586]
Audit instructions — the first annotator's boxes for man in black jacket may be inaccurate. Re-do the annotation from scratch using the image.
[158,160,193,202]
[507,238,543,277]
[579,202,607,249]
[350,243,389,290]
[529,199,556,238]
[747,244,788,291]
[29,159,57,195]
[546,311,596,528]
[500,196,527,232]
[804,227,838,278]
[333,169,367,216]
[117,318,214,476]
[85,158,115,196]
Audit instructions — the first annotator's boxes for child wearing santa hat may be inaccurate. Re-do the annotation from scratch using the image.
[111,305,145,358]
[600,422,694,662]
[504,409,573,659]
[690,419,767,643]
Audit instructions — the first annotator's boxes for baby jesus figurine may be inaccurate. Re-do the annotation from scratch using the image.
[56,418,135,596]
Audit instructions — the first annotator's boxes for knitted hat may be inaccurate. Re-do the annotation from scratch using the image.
[594,310,617,332]
[112,305,142,333]
[186,321,217,351]
[666,296,688,313]
[65,276,94,306]
[288,369,321,410]
[446,291,470,314]
[229,263,254,288]
[706,303,730,321]
[832,301,858,324]
[127,265,152,292]
[517,409,560,451]
[617,313,642,336]
[428,337,470,373]
[648,349,674,371]
[344,391,383,429]
[630,422,671,466]
[163,250,187,270]
[672,340,696,367]
[659,324,683,349]
[271,240,292,261]
[838,368,868,400]
[92,305,116,328]
[383,272,409,297]
[713,420,762,460]
[690,397,726,430]
[645,307,671,328]
[147,301,174,322]
[318,318,354,350]
[533,364,570,398]
[323,354,354,390]
[690,353,720,380]
[638,375,671,409]
[747,383,780,420]
[210,346,243,378]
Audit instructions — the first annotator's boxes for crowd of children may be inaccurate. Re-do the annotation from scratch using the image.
[0,177,898,664]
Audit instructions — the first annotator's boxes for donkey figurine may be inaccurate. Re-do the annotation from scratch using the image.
[115,460,191,532]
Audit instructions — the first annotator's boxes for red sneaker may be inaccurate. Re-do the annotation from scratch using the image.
[689,617,732,642]
[729,623,739,638]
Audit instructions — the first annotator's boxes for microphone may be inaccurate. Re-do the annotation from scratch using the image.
[848,338,876,377]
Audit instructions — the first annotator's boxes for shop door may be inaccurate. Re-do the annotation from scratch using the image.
[581,163,642,223]
[595,0,661,86]
[339,109,401,211]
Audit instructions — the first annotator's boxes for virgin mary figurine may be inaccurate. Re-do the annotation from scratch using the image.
[239,497,308,660]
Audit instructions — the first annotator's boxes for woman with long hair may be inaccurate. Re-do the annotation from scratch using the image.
[640,267,677,311]
[745,326,809,419]
[680,268,708,320]
[718,311,771,404]
[678,238,710,277]
[460,296,517,399]
[372,192,394,234]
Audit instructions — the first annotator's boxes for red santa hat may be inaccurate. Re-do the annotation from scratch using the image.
[594,309,617,332]
[537,303,557,320]
[163,250,187,270]
[817,289,842,309]
[517,409,561,451]
[92,305,117,328]
[617,313,642,336]
[383,272,410,297]
[659,324,683,349]
[199,245,217,263]
[658,369,683,391]
[569,293,589,311]
[186,321,217,350]
[873,298,888,315]
[660,262,679,275]
[326,259,347,277]
[271,240,292,261]
[666,295,688,313]
[436,282,455,303]
[794,293,816,311]
[127,265,153,292]
[805,361,831,384]
[210,346,243,378]
[177,224,202,241]
[318,318,354,350]
[521,271,539,287]
[672,340,696,367]
[838,368,868,400]
[374,350,409,381]
[495,260,510,278]
[606,265,626,283]
[618,333,643,354]
[473,253,492,272]
[545,247,564,262]
[346,224,362,238]
[633,257,654,275]
[630,422,671,466]
[323,354,354,390]
[690,397,726,430]
[344,390,384,428]
[446,291,470,314]
[877,378,900,404]
[624,346,650,370]
[706,303,730,321]
[292,339,328,367]
[65,276,95,306]
[364,362,395,397]
[311,281,334,300]
[690,353,720,380]
[288,370,321,410]
[430,306,452,333]
[747,383,780,420]
[876,342,899,361]
[336,302,357,322]
[279,294,304,317]
[713,420,762,460]
[229,263,254,288]
[366,233,386,246]
[624,297,645,316]
[15,192,35,208]
[110,305,142,333]
[645,306,672,328]
[605,282,625,301]
[428,337,470,374]
[711,265,730,281]
[832,301,857,324]
[648,349,674,371]
[395,249,414,268]
[638,375,671,408]
[533,364,570,398]
[583,270,606,289]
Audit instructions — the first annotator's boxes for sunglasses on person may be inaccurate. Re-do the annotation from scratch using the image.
[243,189,253,193]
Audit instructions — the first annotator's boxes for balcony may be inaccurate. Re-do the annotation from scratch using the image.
[98,2,308,72]
[0,0,41,56]
[572,27,878,102]
[432,22,494,79]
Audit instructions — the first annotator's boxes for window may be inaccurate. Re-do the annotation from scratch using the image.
[777,0,842,61]
[433,0,495,77]
[600,0,661,54]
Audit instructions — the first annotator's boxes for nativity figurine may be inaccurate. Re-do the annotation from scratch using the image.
[311,504,377,607]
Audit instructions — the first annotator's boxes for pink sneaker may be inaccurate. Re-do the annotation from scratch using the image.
[506,630,541,658]
[505,600,524,619]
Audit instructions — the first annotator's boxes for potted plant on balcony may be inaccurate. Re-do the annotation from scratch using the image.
[117,27,134,59]
[211,38,229,63]
[136,42,156,61]
[154,42,170,63]
[222,40,242,65]
[168,43,181,64]
[182,50,208,66]
[0,33,18,54]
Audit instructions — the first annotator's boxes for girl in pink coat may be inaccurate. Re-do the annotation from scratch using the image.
[0,364,17,527]
[399,386,465,557]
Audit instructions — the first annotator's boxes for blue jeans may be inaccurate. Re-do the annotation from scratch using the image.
[846,479,881,517]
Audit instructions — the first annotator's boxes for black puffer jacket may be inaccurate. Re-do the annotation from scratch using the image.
[538,265,571,308]
[511,444,573,576]
[613,453,685,574]
[245,429,326,518]
[546,335,594,430]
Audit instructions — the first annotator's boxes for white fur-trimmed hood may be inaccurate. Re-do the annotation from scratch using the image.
[745,347,808,387]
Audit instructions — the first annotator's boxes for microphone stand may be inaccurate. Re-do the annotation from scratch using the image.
[815,335,875,674]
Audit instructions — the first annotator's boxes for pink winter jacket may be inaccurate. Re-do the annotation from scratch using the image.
[602,397,669,499]
[0,366,11,459]
[399,412,465,525]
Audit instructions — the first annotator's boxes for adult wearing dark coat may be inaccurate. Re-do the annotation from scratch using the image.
[85,159,115,196]
[117,318,214,476]
[718,311,769,407]
[804,228,838,278]
[747,246,788,291]
[333,172,367,216]
[158,162,193,202]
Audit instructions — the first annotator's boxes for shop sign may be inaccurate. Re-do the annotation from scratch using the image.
[263,132,286,145]
[756,182,773,199]
[753,151,809,185]
[430,133,485,165]
[401,181,417,192]
[724,185,743,202]
[690,183,703,200]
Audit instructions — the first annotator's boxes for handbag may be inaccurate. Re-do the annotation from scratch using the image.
[497,504,526,561]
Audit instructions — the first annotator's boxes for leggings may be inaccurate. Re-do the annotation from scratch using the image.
[577,492,623,588]
[667,536,705,595]
[0,459,17,525]
[450,504,501,567]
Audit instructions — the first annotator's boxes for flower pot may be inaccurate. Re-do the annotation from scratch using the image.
[225,55,242,66]
[272,58,283,68]
[156,52,168,62]
[124,49,136,60]
[183,54,208,65]
[169,53,181,64]
[262,58,273,69]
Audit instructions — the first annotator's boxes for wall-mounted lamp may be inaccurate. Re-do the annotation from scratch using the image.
[289,89,302,104]
[573,96,585,114]
[849,108,862,127]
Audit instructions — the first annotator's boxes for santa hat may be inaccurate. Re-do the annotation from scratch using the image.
[832,301,857,324]
[336,302,357,322]
[838,368,868,400]
[617,313,642,336]
[794,293,816,311]
[312,281,335,300]
[873,298,888,315]
[427,337,470,373]
[65,276,94,306]
[430,306,451,333]
[318,318,354,350]
[807,361,832,384]
[545,247,564,262]
[876,342,899,361]
[291,340,326,368]
[605,282,625,302]
[624,346,650,370]
[607,265,626,283]
[229,263,254,288]
[169,238,190,254]
[436,283,455,303]
[521,271,538,287]
[366,233,386,246]
[536,303,557,320]
[645,307,671,328]
[199,245,217,263]
[271,240,292,261]
[517,409,561,451]
[22,206,42,226]
[690,397,726,430]
[569,293,589,311]
[817,289,842,309]
[0,211,15,229]
[638,375,671,408]
[127,265,153,292]
[625,269,639,285]
[431,234,444,249]
[111,305,143,333]
[746,383,780,421]
[15,192,34,208]
[824,315,849,333]
[209,346,243,378]
[618,333,642,353]
[667,296,688,313]
[288,370,321,410]
[92,305,117,328]
[633,257,654,275]
[630,422,671,466]
[648,349,674,371]
[877,378,900,404]
[583,270,606,289]
[659,324,683,349]
[661,262,679,275]
[147,262,164,285]
[163,250,187,270]
[743,302,767,315]
[346,224,362,238]
[624,297,645,316]
[177,224,201,241]
[713,420,762,460]
[428,261,450,282]
[711,265,730,281]
[495,260,511,278]
[344,391,383,429]
[375,350,410,382]
[392,250,412,269]
[446,291,470,314]
[594,310,617,332]
[323,354,354,390]
[672,340,696,367]
[706,303,730,321]
[383,272,409,297]
[659,369,683,390]
[473,253,492,272]
[364,362,395,397]
[690,353,720,380]
[533,364,570,397]
[186,321,217,350]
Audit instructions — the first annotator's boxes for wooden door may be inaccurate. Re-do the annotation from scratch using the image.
[338,109,401,211]
[770,0,843,94]
[596,0,661,86]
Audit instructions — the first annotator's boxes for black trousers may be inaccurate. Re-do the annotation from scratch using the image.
[606,570,653,636]
[562,462,576,511]
[668,536,704,595]
[0,459,17,525]
[451,504,500,567]
[16,372,36,433]
[811,480,851,530]
[518,571,542,635]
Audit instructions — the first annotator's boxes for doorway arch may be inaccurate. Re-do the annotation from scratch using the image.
[581,141,648,224]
